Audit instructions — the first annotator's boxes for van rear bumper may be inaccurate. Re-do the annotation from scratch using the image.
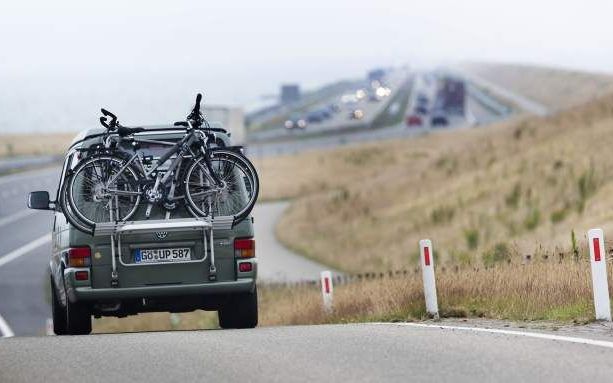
[69,278,255,302]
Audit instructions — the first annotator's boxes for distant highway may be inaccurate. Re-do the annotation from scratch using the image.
[247,86,508,158]
[3,322,613,382]
[248,71,410,144]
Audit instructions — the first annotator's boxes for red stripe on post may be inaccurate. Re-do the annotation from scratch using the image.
[324,277,330,294]
[424,246,431,266]
[594,237,601,262]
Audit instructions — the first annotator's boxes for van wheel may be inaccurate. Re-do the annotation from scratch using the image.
[50,276,67,335]
[218,287,258,329]
[64,280,92,335]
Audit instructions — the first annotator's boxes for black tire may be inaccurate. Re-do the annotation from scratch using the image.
[218,287,258,329]
[64,280,92,335]
[59,173,95,235]
[185,149,259,225]
[67,155,141,226]
[50,276,67,336]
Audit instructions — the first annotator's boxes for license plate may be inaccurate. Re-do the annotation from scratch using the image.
[134,248,192,264]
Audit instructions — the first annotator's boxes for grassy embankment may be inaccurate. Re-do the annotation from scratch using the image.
[256,92,613,272]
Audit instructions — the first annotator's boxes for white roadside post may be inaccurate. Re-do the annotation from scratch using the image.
[587,228,612,321]
[45,318,54,336]
[419,239,439,319]
[320,270,334,313]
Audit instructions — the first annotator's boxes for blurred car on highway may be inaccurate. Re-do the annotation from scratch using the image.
[414,105,428,115]
[318,108,332,119]
[349,109,365,120]
[406,114,423,127]
[328,103,341,113]
[306,108,332,123]
[368,86,391,102]
[416,93,429,105]
[430,111,449,127]
[368,93,382,102]
[284,115,307,129]
[306,110,325,123]
[341,93,359,104]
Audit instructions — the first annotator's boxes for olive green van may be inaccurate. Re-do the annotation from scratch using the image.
[28,126,257,335]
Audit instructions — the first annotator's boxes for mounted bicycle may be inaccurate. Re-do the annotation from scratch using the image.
[61,93,259,231]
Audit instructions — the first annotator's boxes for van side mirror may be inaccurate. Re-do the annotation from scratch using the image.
[28,191,53,210]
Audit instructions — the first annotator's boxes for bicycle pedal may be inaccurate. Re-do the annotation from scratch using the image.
[163,201,177,210]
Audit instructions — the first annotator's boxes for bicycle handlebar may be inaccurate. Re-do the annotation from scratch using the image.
[195,93,202,112]
[100,108,118,130]
[99,93,207,134]
[187,93,204,128]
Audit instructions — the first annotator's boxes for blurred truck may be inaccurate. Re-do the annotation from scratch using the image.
[436,77,465,116]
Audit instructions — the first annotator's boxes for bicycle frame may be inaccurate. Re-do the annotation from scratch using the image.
[103,128,221,203]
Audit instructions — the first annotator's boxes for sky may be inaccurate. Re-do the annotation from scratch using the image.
[1,0,613,132]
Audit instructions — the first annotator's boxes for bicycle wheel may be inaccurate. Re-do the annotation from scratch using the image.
[184,149,259,223]
[59,173,95,235]
[67,155,141,226]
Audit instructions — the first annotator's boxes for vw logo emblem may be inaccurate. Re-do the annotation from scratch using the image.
[155,231,168,240]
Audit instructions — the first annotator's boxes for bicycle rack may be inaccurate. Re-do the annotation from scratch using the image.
[94,209,234,287]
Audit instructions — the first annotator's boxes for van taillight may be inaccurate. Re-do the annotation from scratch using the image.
[234,238,255,258]
[68,247,91,267]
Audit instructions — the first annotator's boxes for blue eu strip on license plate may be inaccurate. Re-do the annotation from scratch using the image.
[134,249,142,263]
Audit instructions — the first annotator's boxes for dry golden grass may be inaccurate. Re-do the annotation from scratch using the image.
[0,132,74,157]
[462,63,613,110]
[255,93,613,272]
[260,260,597,325]
[93,259,598,333]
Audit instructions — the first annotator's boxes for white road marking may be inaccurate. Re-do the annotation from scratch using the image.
[0,233,51,268]
[0,234,52,337]
[376,322,613,350]
[0,209,36,228]
[0,313,15,338]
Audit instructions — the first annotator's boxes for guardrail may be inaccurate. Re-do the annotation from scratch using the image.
[466,82,513,116]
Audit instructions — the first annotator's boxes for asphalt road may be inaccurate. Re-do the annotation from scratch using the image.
[2,322,613,382]
[0,169,59,337]
[253,202,334,282]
